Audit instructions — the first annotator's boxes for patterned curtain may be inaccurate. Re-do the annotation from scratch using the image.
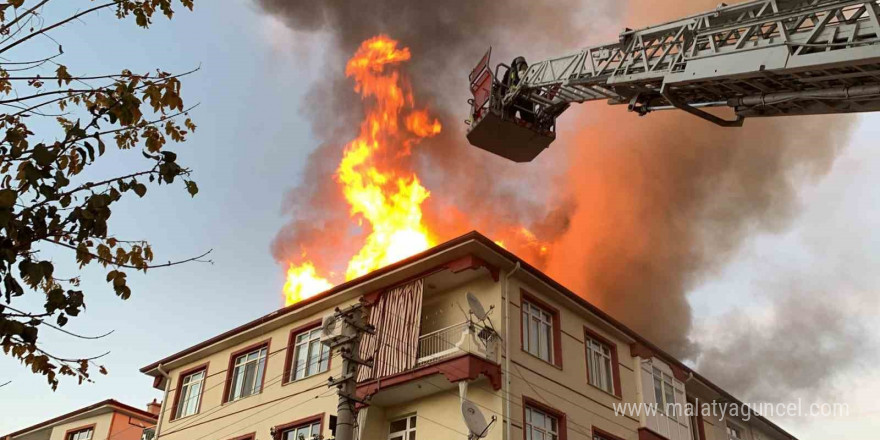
[357,278,424,381]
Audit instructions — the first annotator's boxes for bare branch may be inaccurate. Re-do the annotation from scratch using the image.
[0,2,118,55]
[0,1,51,36]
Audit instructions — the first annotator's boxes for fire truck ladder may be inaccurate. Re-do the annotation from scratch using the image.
[466,0,880,162]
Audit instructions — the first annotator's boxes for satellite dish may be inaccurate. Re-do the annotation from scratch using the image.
[467,292,489,321]
[461,400,490,439]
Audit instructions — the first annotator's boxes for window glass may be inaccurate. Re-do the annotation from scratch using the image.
[68,428,94,440]
[281,421,321,440]
[291,328,331,381]
[228,346,268,401]
[525,406,559,440]
[388,415,416,440]
[175,369,205,419]
[586,336,614,394]
[726,424,743,440]
[652,368,678,414]
[522,301,554,363]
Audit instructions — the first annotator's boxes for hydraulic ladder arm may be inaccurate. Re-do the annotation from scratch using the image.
[467,0,880,162]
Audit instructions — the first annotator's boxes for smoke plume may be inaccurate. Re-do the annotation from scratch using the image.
[256,0,865,399]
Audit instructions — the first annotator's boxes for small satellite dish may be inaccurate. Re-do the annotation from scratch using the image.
[461,400,490,439]
[467,292,489,321]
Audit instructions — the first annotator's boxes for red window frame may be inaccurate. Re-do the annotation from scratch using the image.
[522,396,567,440]
[170,362,209,421]
[283,319,331,385]
[592,426,625,440]
[222,338,271,404]
[64,424,96,440]
[227,434,255,440]
[583,326,622,398]
[273,413,324,440]
[520,289,563,368]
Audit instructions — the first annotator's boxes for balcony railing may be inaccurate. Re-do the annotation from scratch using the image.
[416,321,498,367]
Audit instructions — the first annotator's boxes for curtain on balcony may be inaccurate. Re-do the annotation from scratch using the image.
[357,278,424,381]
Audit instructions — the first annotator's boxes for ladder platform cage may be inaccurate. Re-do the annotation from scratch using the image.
[466,48,556,163]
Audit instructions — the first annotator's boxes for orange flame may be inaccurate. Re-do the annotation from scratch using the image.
[283,35,441,306]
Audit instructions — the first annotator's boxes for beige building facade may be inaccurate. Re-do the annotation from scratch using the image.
[3,399,159,440]
[140,232,796,440]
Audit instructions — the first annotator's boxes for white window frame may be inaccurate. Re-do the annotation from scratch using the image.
[525,405,560,440]
[67,428,94,440]
[227,345,268,402]
[652,367,677,415]
[726,422,744,440]
[291,327,331,381]
[174,369,205,419]
[281,421,321,440]
[586,336,614,394]
[388,414,417,440]
[522,300,554,363]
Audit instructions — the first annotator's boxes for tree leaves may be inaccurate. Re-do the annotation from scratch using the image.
[185,180,198,197]
[0,0,199,390]
[55,65,72,87]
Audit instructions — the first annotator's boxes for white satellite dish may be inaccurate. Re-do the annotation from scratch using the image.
[467,292,489,321]
[461,400,491,439]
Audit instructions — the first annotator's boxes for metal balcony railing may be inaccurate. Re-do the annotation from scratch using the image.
[416,321,498,366]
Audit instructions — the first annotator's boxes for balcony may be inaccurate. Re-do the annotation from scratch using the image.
[416,321,499,367]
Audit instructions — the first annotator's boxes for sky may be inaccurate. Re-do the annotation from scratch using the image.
[1,1,878,438]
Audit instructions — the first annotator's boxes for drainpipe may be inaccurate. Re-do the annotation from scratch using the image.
[155,364,171,439]
[503,262,521,440]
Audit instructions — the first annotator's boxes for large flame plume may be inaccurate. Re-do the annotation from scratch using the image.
[283,36,441,305]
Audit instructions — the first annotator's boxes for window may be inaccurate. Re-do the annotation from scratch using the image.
[585,336,614,394]
[388,415,417,440]
[652,367,677,414]
[592,429,621,440]
[726,423,743,440]
[227,345,268,402]
[281,421,321,440]
[688,400,703,440]
[290,327,330,381]
[522,299,554,363]
[174,368,206,419]
[67,427,93,440]
[525,405,560,440]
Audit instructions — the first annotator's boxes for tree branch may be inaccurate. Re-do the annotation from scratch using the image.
[0,1,117,55]
[0,1,51,37]
[2,305,114,340]
[47,241,214,270]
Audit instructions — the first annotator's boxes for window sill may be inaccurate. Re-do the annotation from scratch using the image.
[169,412,200,424]
[521,349,563,370]
[586,381,622,400]
[222,391,262,406]
[282,371,330,387]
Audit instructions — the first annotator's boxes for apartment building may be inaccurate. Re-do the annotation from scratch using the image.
[3,399,159,440]
[139,231,796,440]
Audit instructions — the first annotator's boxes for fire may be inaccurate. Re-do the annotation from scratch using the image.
[283,35,440,306]
[283,262,333,305]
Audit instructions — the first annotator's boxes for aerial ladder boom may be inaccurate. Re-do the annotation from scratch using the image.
[467,0,880,162]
